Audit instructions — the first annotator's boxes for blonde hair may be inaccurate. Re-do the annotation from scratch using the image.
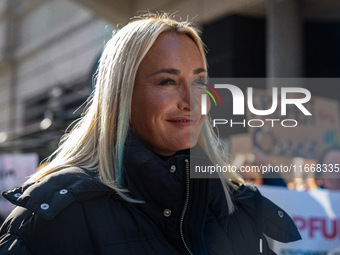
[30,13,243,212]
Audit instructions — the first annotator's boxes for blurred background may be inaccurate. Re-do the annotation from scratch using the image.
[1,0,340,252]
[1,0,340,160]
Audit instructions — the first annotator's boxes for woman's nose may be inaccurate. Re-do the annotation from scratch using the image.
[178,83,199,111]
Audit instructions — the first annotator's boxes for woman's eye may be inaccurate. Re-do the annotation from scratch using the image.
[158,78,176,85]
[192,78,206,86]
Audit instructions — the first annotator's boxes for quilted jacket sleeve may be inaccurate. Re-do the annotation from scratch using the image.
[0,207,33,255]
[0,200,97,255]
[0,233,31,255]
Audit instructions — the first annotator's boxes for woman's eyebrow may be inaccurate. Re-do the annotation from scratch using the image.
[150,68,180,76]
[193,68,206,75]
[150,68,206,77]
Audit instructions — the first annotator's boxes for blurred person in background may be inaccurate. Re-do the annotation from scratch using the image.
[234,152,293,187]
[232,153,263,186]
[0,13,300,254]
[316,147,340,190]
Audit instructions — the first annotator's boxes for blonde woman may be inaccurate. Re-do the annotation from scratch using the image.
[0,14,300,254]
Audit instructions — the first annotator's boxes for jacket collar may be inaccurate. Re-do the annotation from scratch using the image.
[123,133,215,254]
[123,133,191,220]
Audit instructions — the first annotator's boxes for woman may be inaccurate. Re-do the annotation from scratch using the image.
[0,14,300,254]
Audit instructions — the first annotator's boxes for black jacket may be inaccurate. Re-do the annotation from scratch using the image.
[0,136,301,254]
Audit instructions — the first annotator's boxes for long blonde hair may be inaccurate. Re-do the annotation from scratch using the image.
[30,13,243,211]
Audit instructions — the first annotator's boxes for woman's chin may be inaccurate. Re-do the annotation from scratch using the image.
[176,138,199,151]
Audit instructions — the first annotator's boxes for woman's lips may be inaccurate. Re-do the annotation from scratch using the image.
[166,117,198,127]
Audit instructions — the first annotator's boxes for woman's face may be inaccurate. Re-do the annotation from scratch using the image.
[131,32,207,156]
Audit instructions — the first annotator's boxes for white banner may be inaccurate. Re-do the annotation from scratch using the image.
[0,153,38,217]
[259,185,340,255]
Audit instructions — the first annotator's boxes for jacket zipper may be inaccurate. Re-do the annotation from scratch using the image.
[180,159,193,255]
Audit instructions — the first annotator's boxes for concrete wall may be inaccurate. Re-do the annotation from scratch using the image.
[0,0,113,136]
